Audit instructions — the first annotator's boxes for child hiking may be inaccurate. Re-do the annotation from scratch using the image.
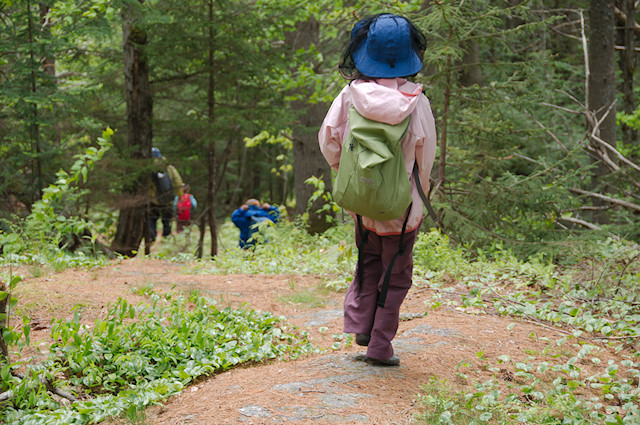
[174,184,197,233]
[318,13,437,366]
[149,147,184,242]
[231,199,280,249]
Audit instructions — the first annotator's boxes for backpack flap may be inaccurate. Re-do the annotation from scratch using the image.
[177,194,192,220]
[152,171,174,205]
[333,106,412,221]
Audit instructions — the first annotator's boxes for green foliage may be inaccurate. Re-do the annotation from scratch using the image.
[419,237,640,340]
[277,281,332,308]
[417,374,596,425]
[413,229,472,277]
[0,271,26,355]
[404,1,640,257]
[1,290,314,424]
[305,175,341,224]
[190,219,354,276]
[0,129,114,269]
[0,0,116,206]
[417,336,640,425]
[416,234,639,424]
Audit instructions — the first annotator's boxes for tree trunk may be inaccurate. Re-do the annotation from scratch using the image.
[40,3,55,79]
[292,101,333,235]
[458,40,482,87]
[616,0,636,146]
[587,0,617,223]
[111,0,153,257]
[459,1,482,87]
[40,2,61,145]
[26,0,43,201]
[206,0,218,257]
[438,34,453,186]
[196,213,206,258]
[286,16,333,234]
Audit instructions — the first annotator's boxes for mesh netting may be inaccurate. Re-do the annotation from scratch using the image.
[338,13,427,80]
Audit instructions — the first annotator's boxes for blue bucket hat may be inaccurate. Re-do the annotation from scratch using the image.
[352,14,423,78]
[151,147,161,158]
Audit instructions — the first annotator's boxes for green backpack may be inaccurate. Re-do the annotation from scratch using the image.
[332,106,412,221]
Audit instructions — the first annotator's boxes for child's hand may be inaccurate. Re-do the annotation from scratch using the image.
[241,204,249,211]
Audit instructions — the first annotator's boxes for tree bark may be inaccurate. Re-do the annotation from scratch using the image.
[39,3,55,79]
[438,40,453,186]
[39,2,61,145]
[206,0,218,257]
[587,0,617,223]
[458,40,482,87]
[111,0,153,257]
[459,0,483,87]
[26,0,43,201]
[286,16,333,234]
[616,0,637,146]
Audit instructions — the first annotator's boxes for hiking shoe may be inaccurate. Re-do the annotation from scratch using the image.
[355,333,370,346]
[364,354,400,367]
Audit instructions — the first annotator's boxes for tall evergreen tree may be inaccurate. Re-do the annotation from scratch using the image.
[286,15,334,234]
[587,0,617,223]
[111,0,153,256]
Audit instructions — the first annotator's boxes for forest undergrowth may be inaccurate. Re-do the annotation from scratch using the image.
[0,217,639,424]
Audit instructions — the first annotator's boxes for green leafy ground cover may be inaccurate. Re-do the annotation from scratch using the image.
[1,282,314,425]
[1,209,639,424]
[410,233,640,425]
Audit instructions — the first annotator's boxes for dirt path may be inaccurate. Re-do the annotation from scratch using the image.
[10,258,600,425]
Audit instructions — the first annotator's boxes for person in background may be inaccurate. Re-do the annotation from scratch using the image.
[149,147,184,242]
[318,14,437,366]
[174,184,197,233]
[231,199,280,249]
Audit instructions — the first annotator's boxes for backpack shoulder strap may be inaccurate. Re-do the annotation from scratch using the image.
[412,162,439,224]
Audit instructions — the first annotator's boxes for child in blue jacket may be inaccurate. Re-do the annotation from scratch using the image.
[231,199,280,248]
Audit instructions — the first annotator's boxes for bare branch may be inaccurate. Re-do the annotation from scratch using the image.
[6,372,78,403]
[523,110,569,153]
[585,98,616,142]
[540,102,583,115]
[614,6,640,35]
[580,10,589,111]
[557,216,603,230]
[54,71,87,79]
[588,134,640,174]
[570,188,640,212]
[585,143,621,172]
[556,89,586,109]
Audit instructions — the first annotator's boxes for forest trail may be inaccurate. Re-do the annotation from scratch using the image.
[15,258,571,425]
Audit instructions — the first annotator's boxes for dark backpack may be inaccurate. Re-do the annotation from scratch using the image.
[177,194,192,221]
[152,171,173,204]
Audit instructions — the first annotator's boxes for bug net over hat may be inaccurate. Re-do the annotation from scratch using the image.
[339,14,426,79]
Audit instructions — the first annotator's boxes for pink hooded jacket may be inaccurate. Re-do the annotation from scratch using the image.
[318,78,437,235]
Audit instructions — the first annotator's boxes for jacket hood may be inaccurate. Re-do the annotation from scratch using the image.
[350,78,423,125]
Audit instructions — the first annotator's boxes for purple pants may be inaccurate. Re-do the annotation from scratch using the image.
[343,225,420,360]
